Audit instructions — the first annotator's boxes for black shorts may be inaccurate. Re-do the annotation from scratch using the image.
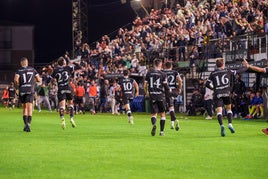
[150,100,166,114]
[76,96,83,104]
[115,97,122,105]
[170,90,179,98]
[19,94,34,104]
[165,94,175,108]
[58,90,73,102]
[165,89,178,107]
[214,96,231,108]
[122,96,132,105]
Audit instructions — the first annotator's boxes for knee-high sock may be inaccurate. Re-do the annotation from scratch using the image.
[28,116,32,125]
[217,113,223,126]
[23,115,28,126]
[59,107,65,119]
[170,110,176,121]
[227,110,232,124]
[151,116,156,126]
[127,110,132,117]
[160,117,166,132]
[69,105,74,118]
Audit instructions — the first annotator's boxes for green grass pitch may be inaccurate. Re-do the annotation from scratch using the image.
[0,107,268,179]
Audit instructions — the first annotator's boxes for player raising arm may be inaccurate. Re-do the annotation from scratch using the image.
[51,57,77,129]
[243,59,268,135]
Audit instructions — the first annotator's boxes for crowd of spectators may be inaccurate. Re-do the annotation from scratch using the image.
[71,0,267,75]
[2,0,268,115]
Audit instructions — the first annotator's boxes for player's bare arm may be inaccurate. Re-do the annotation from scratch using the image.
[177,75,182,94]
[243,59,265,73]
[133,80,139,97]
[144,81,149,96]
[14,74,20,87]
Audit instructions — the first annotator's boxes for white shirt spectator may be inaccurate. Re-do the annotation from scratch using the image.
[204,87,213,101]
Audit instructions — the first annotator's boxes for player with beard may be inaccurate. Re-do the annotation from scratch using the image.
[162,61,182,131]
[52,57,77,129]
[14,57,42,132]
[206,58,248,137]
[145,58,171,136]
[118,70,139,124]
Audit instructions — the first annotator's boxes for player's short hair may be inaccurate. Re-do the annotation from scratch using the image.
[153,58,162,67]
[123,70,129,76]
[58,57,65,66]
[165,61,172,69]
[216,58,224,68]
[20,57,28,62]
[20,57,28,67]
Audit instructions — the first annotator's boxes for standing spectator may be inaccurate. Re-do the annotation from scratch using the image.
[41,68,53,85]
[162,61,182,131]
[109,80,119,115]
[189,46,199,67]
[131,54,139,72]
[189,46,199,78]
[81,43,90,61]
[220,16,233,38]
[115,81,123,114]
[52,57,76,129]
[99,79,109,113]
[204,86,214,120]
[75,81,86,114]
[2,86,9,108]
[239,93,249,118]
[88,79,98,114]
[36,82,52,112]
[14,57,42,132]
[48,84,58,111]
[206,58,247,137]
[232,74,246,118]
[118,70,139,124]
[145,58,171,136]
[178,35,187,61]
[8,82,16,109]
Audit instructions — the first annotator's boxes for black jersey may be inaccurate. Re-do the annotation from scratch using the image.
[145,69,168,101]
[118,77,136,98]
[52,66,73,90]
[8,86,16,98]
[162,69,179,90]
[208,68,237,98]
[15,66,39,95]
